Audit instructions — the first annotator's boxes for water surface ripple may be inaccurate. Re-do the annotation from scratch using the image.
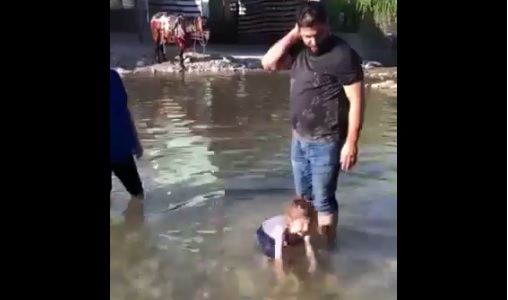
[111,73,397,300]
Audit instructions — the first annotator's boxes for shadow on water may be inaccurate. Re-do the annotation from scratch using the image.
[111,73,397,300]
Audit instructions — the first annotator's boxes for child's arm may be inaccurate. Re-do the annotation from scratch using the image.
[273,228,286,281]
[303,235,317,273]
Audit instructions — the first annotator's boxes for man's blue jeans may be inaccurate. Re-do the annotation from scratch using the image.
[290,136,342,216]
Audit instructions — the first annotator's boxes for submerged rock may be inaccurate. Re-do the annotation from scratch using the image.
[368,79,397,97]
[362,60,383,69]
[363,67,397,96]
[371,80,397,90]
[112,67,131,76]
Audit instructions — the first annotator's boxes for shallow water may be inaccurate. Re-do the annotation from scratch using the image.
[110,72,397,300]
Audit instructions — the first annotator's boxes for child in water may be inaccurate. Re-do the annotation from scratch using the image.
[255,197,318,280]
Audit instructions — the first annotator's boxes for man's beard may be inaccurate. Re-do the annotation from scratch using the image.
[310,34,332,54]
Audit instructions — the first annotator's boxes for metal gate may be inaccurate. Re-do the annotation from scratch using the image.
[110,0,139,33]
[237,0,308,43]
[147,0,207,18]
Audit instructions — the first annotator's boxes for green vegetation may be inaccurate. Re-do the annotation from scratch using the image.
[326,0,397,33]
[355,0,397,21]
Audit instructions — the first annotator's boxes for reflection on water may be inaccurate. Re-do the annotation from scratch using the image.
[111,73,397,300]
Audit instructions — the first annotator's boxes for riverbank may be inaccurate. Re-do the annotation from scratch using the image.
[114,51,264,75]
[112,52,396,96]
[110,34,396,96]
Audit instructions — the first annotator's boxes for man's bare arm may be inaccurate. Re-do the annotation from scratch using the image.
[261,27,299,71]
[343,81,365,145]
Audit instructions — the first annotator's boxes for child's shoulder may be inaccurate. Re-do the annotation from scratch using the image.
[262,215,287,230]
[262,215,287,237]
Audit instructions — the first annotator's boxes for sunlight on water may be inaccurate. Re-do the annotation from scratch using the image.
[111,73,397,300]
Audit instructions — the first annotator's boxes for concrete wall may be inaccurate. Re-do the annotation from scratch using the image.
[338,13,397,66]
[111,9,139,33]
[338,32,396,66]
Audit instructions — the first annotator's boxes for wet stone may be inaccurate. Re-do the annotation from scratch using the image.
[111,51,262,76]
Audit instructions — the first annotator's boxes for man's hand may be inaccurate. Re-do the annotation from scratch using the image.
[340,141,358,171]
[290,23,300,40]
[261,24,300,71]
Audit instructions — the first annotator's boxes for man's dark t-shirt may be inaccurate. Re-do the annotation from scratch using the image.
[288,35,363,142]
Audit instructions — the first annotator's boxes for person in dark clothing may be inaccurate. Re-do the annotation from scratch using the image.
[110,69,144,203]
[261,2,365,249]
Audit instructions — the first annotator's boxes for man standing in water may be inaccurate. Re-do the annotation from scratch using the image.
[110,69,144,204]
[261,2,364,248]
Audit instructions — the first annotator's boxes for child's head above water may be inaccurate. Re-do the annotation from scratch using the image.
[285,197,316,238]
[288,197,315,218]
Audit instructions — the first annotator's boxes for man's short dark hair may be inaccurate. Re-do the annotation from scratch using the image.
[296,2,329,28]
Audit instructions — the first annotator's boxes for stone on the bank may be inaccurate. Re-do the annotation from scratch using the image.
[113,67,131,76]
[111,47,396,92]
[371,80,397,90]
[369,79,397,97]
[117,50,263,75]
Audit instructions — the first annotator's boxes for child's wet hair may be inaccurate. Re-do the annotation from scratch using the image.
[291,196,314,216]
[286,196,317,221]
[283,196,316,245]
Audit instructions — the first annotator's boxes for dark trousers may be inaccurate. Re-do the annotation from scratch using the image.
[110,155,144,197]
[255,226,276,258]
[290,136,342,215]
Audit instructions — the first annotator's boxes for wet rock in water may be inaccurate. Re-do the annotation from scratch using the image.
[371,80,397,90]
[363,67,397,96]
[111,66,132,76]
[222,56,236,64]
[135,56,150,68]
[368,79,397,97]
[365,67,397,79]
[362,60,383,69]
